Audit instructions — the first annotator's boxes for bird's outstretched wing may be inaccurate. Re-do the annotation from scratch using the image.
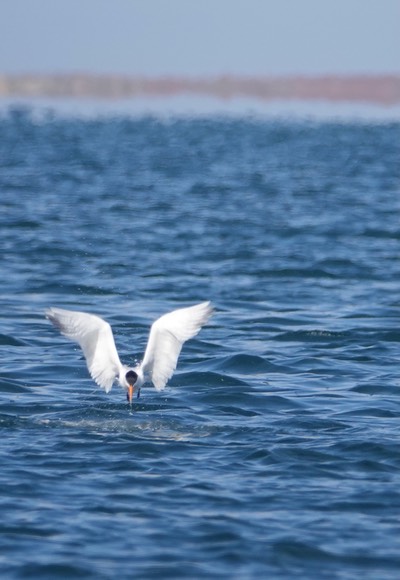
[46,307,122,392]
[141,301,213,391]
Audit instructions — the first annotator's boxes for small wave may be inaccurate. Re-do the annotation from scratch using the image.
[0,378,30,394]
[272,539,334,562]
[210,353,281,374]
[275,329,347,343]
[0,412,30,428]
[173,371,247,387]
[350,382,400,396]
[0,333,26,346]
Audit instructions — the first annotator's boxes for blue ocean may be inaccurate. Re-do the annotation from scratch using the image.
[1,105,400,579]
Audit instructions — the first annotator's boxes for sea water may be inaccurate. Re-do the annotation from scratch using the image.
[1,105,400,578]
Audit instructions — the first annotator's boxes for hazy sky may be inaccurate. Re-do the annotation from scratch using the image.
[0,0,398,76]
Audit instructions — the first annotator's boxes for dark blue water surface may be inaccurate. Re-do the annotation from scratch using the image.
[1,106,400,579]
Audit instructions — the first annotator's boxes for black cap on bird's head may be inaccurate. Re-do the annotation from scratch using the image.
[125,370,138,386]
[126,370,138,405]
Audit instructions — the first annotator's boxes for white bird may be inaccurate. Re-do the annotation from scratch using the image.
[46,302,213,405]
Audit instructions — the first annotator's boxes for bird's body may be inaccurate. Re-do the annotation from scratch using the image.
[46,302,213,404]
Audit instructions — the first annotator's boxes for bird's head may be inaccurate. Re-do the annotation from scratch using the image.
[125,370,138,405]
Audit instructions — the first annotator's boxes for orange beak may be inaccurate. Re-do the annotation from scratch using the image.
[128,385,134,405]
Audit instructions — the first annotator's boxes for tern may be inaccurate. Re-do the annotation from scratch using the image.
[46,301,213,406]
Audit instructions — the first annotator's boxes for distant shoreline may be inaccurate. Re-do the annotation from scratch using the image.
[1,74,399,105]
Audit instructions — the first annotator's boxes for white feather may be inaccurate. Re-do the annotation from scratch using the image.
[141,301,214,391]
[46,301,213,394]
[45,307,122,392]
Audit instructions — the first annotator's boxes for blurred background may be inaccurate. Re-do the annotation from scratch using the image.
[0,0,399,116]
[1,0,399,75]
